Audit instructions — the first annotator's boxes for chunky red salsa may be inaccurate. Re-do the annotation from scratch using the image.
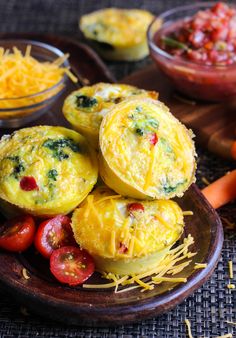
[160,2,236,66]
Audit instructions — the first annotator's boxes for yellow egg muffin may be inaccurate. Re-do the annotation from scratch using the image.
[63,83,158,147]
[79,8,156,61]
[0,126,98,217]
[99,98,196,200]
[72,186,184,275]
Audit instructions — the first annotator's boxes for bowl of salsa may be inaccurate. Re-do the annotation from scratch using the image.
[148,2,236,101]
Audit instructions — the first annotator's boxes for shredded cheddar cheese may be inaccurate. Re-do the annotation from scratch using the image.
[227,284,235,289]
[22,268,30,280]
[185,319,194,338]
[83,234,195,292]
[183,211,193,216]
[0,46,77,109]
[94,194,122,205]
[143,144,156,190]
[194,263,207,270]
[226,321,236,326]
[228,260,233,279]
[201,176,211,185]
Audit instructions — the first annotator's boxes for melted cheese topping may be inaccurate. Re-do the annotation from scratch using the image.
[99,98,196,199]
[0,126,98,216]
[72,186,184,262]
[83,234,195,291]
[80,8,154,48]
[0,46,77,109]
[63,83,158,147]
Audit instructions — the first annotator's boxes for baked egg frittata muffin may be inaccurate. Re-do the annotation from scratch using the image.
[99,98,196,200]
[72,186,184,275]
[79,8,155,61]
[0,126,98,217]
[63,83,158,147]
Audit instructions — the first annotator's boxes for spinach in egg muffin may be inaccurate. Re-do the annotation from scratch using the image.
[43,138,81,161]
[62,83,158,148]
[99,98,196,199]
[0,126,98,216]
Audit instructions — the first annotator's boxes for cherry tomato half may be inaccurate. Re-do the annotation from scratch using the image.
[50,246,95,286]
[0,215,36,252]
[34,215,76,259]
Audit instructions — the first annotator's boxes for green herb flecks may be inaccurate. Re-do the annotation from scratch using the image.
[135,106,143,113]
[135,128,144,136]
[86,22,107,37]
[162,36,188,50]
[159,138,173,153]
[43,138,81,161]
[76,95,98,109]
[162,179,187,194]
[134,117,159,137]
[128,108,159,138]
[147,118,159,129]
[35,171,58,205]
[158,138,176,161]
[7,156,25,179]
[47,169,58,181]
[35,182,55,205]
[128,113,135,120]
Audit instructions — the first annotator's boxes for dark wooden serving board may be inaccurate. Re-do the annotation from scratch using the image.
[0,34,223,326]
[122,64,236,161]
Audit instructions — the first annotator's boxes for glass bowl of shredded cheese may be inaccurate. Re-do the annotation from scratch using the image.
[0,40,77,127]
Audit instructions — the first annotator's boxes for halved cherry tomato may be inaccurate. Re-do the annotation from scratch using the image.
[0,215,36,252]
[50,246,95,286]
[127,202,144,217]
[34,215,76,259]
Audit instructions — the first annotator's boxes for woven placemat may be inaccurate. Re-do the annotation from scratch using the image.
[0,0,236,337]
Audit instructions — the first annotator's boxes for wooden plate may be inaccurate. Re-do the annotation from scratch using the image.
[0,34,223,326]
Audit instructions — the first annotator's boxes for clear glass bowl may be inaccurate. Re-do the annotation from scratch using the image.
[0,40,69,127]
[147,2,236,102]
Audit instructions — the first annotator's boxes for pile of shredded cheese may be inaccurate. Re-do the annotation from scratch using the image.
[83,234,196,292]
[0,45,77,109]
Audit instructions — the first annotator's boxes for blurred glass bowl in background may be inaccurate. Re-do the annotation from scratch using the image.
[0,40,69,128]
[147,2,236,102]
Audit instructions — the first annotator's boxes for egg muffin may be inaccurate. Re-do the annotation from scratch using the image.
[63,83,158,147]
[99,98,196,200]
[0,126,98,217]
[79,8,156,61]
[72,186,184,275]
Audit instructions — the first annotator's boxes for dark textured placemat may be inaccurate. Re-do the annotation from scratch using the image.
[0,0,236,337]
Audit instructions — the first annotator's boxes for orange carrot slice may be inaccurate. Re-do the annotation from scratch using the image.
[202,170,236,209]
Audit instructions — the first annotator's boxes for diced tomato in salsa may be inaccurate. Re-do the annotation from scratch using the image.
[160,2,236,66]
